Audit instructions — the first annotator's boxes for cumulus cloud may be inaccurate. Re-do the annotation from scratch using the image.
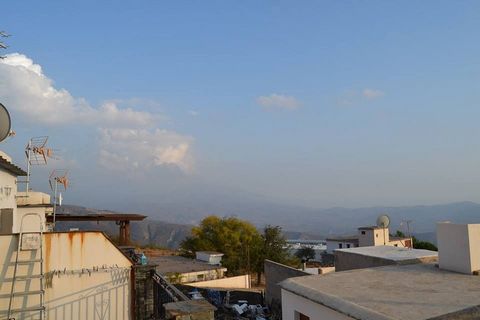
[0,53,193,172]
[98,128,193,173]
[0,53,155,127]
[256,93,300,110]
[362,88,384,100]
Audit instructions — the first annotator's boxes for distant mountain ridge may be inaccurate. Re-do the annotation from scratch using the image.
[55,201,480,248]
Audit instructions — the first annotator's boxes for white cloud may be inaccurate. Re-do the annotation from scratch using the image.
[337,88,385,106]
[98,128,193,173]
[256,93,300,110]
[0,53,193,173]
[362,88,384,100]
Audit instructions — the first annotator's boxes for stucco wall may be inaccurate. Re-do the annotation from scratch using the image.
[326,240,357,254]
[0,231,132,320]
[186,274,250,289]
[0,167,17,234]
[438,222,480,274]
[15,207,47,234]
[264,260,308,311]
[281,289,354,320]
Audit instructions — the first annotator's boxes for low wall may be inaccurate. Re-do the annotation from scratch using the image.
[186,275,250,289]
[264,260,308,315]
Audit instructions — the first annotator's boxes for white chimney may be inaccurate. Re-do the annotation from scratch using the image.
[437,222,480,274]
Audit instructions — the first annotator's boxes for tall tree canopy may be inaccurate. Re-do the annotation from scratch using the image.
[180,217,294,279]
[180,216,261,275]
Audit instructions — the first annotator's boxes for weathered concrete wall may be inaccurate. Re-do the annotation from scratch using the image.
[0,231,133,320]
[334,250,396,272]
[164,268,226,284]
[334,250,438,272]
[281,289,355,320]
[185,274,250,289]
[264,260,308,313]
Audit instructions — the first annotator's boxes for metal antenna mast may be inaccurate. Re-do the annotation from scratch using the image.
[49,169,69,229]
[24,136,54,195]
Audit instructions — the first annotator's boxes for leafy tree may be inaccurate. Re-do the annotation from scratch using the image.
[253,225,293,284]
[180,216,261,275]
[295,246,316,261]
[395,230,438,251]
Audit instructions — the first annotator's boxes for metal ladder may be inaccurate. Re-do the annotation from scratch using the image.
[7,213,45,320]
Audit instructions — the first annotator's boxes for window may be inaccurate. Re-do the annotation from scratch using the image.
[376,234,379,238]
[394,244,398,247]
[295,311,310,320]
[197,274,204,281]
[361,231,366,235]
[347,244,351,248]
[339,243,343,249]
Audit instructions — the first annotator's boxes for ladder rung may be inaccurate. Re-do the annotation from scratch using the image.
[16,259,43,264]
[9,305,45,313]
[4,274,43,281]
[13,290,44,296]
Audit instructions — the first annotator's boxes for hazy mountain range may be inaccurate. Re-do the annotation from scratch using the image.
[56,200,480,248]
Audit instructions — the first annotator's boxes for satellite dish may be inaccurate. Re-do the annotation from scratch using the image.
[377,214,390,228]
[0,103,12,142]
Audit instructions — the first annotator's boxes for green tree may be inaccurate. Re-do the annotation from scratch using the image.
[180,216,261,275]
[253,225,293,284]
[395,230,438,251]
[295,246,316,261]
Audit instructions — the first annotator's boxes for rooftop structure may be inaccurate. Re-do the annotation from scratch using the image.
[47,212,147,245]
[326,226,412,254]
[334,245,438,271]
[148,255,227,284]
[281,263,480,320]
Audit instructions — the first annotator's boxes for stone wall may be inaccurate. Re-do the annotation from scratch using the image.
[133,265,156,320]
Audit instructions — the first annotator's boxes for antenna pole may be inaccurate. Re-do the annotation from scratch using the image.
[53,180,58,230]
[383,227,386,245]
[26,139,31,195]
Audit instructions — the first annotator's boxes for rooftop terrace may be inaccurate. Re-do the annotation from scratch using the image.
[281,263,480,320]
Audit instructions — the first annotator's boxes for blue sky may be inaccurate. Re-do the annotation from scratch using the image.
[1,1,480,209]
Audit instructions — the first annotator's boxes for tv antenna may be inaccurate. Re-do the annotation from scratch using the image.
[0,30,10,59]
[24,136,56,194]
[376,214,390,245]
[49,169,69,229]
[0,103,15,143]
[400,219,413,249]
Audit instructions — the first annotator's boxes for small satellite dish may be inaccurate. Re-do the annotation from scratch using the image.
[0,103,12,142]
[377,214,390,228]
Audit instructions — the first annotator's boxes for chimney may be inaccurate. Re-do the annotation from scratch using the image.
[437,222,480,275]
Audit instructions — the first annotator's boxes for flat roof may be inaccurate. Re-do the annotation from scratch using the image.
[326,235,359,243]
[148,255,226,274]
[335,245,437,262]
[196,251,223,256]
[280,263,480,320]
[358,226,382,230]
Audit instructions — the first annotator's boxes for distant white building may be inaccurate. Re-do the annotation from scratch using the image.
[326,226,412,254]
[195,251,224,265]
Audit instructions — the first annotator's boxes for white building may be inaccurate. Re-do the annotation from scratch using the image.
[280,223,480,320]
[326,226,412,254]
[0,151,135,319]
